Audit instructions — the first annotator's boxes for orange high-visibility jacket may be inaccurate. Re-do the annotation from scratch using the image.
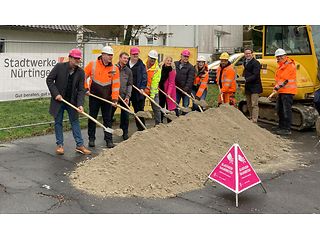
[84,58,120,100]
[275,57,297,95]
[216,64,236,93]
[194,64,209,98]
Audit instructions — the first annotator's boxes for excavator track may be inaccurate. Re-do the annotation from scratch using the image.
[238,97,319,130]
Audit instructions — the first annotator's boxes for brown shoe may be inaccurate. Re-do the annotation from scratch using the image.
[75,145,92,155]
[56,145,64,155]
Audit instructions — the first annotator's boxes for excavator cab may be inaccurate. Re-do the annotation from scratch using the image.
[238,25,320,130]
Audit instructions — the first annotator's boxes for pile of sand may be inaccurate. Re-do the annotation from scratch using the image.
[70,105,298,199]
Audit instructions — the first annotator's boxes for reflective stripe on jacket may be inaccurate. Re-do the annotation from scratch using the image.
[216,64,236,93]
[193,64,209,98]
[275,57,297,95]
[84,58,120,100]
[145,60,161,98]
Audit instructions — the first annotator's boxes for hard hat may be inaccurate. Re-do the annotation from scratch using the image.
[130,47,140,55]
[181,49,191,57]
[219,52,230,60]
[101,46,114,55]
[148,50,158,59]
[275,48,287,57]
[69,48,82,59]
[197,56,206,62]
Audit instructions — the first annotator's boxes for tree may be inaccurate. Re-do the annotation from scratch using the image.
[123,25,157,45]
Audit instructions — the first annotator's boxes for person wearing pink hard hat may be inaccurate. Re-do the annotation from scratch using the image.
[126,46,148,131]
[174,48,195,116]
[46,48,91,155]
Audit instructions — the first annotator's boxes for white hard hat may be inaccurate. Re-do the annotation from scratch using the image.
[275,48,286,57]
[148,50,158,59]
[101,46,114,55]
[197,56,206,62]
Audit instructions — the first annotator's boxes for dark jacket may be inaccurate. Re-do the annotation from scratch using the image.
[174,60,195,94]
[46,62,85,118]
[243,58,263,94]
[117,63,133,99]
[127,58,147,100]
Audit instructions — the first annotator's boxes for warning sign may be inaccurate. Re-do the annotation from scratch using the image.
[208,144,261,194]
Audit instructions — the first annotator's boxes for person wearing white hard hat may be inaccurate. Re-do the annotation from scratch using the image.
[46,48,91,155]
[84,45,120,148]
[191,56,209,111]
[268,48,297,135]
[145,50,161,125]
[243,47,262,123]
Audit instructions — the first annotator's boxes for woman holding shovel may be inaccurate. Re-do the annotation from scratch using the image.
[159,56,177,123]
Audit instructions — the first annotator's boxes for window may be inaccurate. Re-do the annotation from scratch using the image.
[147,37,153,45]
[311,25,320,64]
[265,25,311,56]
[0,38,5,53]
[162,37,166,46]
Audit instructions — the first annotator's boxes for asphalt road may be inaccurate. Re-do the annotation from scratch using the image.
[0,120,319,214]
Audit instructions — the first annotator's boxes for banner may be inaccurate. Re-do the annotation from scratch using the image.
[0,53,66,101]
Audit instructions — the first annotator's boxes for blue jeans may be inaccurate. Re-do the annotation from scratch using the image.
[54,103,84,147]
[175,90,190,116]
[192,89,207,111]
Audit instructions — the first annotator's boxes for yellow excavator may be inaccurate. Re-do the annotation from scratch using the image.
[238,25,320,130]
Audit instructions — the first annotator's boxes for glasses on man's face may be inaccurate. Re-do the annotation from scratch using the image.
[73,58,81,60]
[183,55,189,58]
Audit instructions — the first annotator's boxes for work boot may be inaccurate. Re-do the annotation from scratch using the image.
[56,145,64,155]
[75,145,92,155]
[122,133,129,141]
[88,139,95,147]
[106,140,115,148]
[276,129,292,136]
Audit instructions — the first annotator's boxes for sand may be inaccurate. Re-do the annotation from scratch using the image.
[69,105,298,199]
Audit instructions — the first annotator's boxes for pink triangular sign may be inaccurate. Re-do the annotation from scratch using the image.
[208,144,261,194]
[208,144,237,192]
[237,145,261,193]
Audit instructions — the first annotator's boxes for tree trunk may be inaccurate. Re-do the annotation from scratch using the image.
[124,26,133,45]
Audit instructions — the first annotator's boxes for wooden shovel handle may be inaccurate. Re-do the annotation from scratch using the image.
[158,87,179,107]
[61,98,112,133]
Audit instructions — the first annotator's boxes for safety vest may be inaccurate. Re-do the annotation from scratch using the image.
[216,64,236,93]
[84,58,120,100]
[194,64,209,98]
[145,60,161,98]
[275,57,297,95]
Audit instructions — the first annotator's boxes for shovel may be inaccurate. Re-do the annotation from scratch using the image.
[88,93,152,119]
[61,98,123,136]
[132,85,177,121]
[118,96,148,130]
[158,87,190,113]
[175,86,204,112]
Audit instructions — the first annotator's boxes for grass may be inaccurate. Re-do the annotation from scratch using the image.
[0,85,245,143]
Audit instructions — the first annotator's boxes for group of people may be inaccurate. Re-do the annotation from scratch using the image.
[46,44,297,155]
[46,47,212,155]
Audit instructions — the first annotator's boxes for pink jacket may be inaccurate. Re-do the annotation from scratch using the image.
[163,70,177,111]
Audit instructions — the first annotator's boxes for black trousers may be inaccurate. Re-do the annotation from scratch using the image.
[111,100,130,135]
[88,96,112,142]
[130,91,146,131]
[159,89,172,123]
[276,93,294,130]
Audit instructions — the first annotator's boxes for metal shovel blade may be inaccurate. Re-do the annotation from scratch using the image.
[180,107,191,113]
[107,128,123,137]
[193,99,208,108]
[136,111,153,119]
[165,113,177,121]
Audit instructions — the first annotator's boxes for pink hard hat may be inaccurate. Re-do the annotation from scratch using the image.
[181,49,191,57]
[69,48,82,59]
[130,47,140,55]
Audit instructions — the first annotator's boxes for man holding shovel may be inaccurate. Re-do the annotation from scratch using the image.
[46,48,91,155]
[110,52,133,140]
[192,56,209,111]
[84,46,120,148]
[174,49,195,116]
[145,50,162,126]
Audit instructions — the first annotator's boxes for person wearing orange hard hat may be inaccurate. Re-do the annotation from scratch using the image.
[46,48,91,155]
